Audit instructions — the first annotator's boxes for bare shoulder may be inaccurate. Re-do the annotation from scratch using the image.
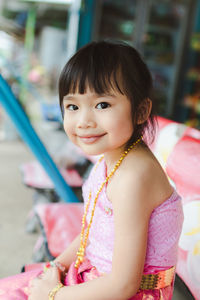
[108,145,173,212]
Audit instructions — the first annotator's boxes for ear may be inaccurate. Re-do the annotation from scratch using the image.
[137,98,152,125]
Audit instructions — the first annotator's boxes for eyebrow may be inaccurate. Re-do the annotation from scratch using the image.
[98,93,116,98]
[63,95,76,102]
[63,93,116,102]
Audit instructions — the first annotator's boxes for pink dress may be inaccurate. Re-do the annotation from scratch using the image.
[0,159,183,300]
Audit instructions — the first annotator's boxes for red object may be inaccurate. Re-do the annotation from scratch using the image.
[21,161,83,189]
[35,203,84,257]
[24,262,45,272]
[148,116,173,151]
[166,135,200,201]
[185,126,200,139]
[166,134,200,299]
[156,116,174,129]
[45,262,51,268]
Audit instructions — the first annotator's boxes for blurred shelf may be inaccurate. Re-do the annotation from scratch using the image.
[20,0,72,4]
[147,24,179,35]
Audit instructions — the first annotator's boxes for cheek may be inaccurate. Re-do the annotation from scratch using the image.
[117,120,133,140]
[63,122,77,145]
[63,117,74,137]
[122,107,134,136]
[111,112,133,136]
[63,118,68,135]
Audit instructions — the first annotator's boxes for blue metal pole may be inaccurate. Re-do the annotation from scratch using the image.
[0,74,79,203]
[77,0,96,49]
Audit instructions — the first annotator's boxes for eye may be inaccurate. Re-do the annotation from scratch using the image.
[96,102,110,109]
[66,104,78,111]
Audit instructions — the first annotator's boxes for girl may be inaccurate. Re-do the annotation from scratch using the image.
[0,41,183,300]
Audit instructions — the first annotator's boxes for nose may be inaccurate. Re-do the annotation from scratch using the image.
[77,109,96,129]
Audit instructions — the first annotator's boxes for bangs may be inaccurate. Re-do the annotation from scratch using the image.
[59,42,125,113]
[60,63,123,95]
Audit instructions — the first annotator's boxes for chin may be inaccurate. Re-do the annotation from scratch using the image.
[82,148,104,156]
[79,144,106,156]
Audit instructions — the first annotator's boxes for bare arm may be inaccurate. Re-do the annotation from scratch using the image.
[54,233,81,270]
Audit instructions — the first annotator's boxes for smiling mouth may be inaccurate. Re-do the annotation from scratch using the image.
[77,133,106,144]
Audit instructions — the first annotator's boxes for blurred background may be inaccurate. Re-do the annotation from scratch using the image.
[0,1,199,299]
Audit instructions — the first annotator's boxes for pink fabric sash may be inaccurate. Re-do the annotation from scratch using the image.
[64,259,174,300]
[64,258,100,285]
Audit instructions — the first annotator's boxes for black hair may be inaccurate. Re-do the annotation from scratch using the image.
[59,40,157,145]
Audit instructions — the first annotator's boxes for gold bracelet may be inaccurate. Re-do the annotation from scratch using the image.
[49,282,64,300]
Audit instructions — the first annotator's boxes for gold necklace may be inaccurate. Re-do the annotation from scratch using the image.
[75,136,143,268]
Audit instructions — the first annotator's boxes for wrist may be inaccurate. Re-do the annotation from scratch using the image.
[48,282,64,300]
[54,259,68,271]
[44,260,66,273]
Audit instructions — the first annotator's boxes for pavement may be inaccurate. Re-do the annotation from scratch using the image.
[0,138,193,299]
[0,139,39,278]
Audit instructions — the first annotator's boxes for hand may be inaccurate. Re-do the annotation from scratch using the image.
[54,261,66,273]
[53,261,67,282]
[28,267,62,300]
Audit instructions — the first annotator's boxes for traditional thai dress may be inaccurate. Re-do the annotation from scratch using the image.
[0,159,183,300]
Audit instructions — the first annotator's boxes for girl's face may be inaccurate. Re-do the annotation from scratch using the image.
[63,87,133,156]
